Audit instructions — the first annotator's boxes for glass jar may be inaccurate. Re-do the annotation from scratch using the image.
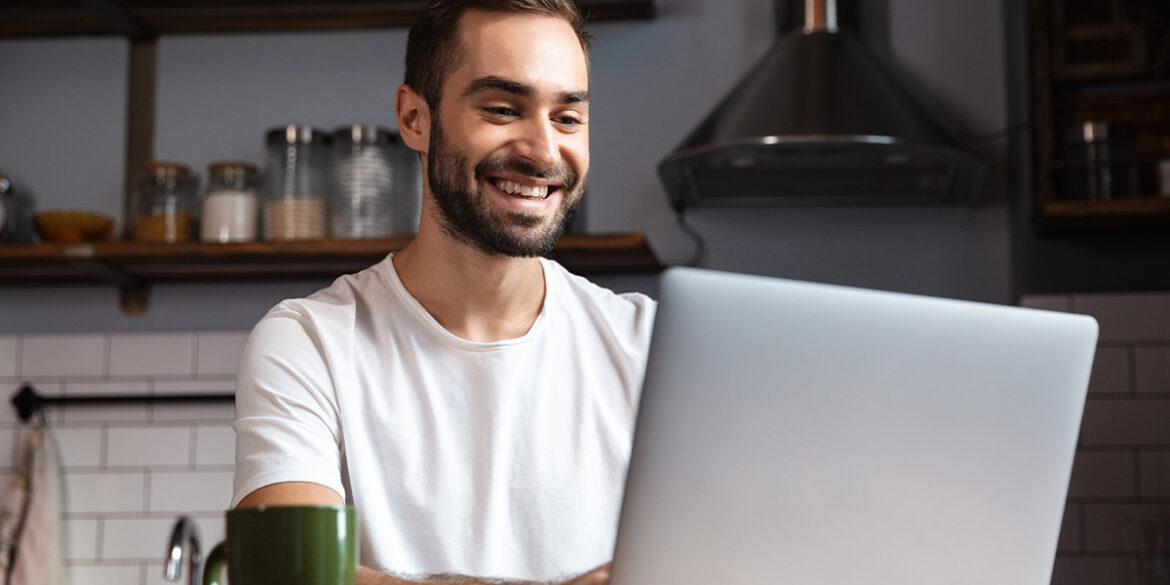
[1065,121,1112,201]
[132,161,199,243]
[263,125,330,241]
[391,133,423,236]
[201,161,259,243]
[330,125,396,239]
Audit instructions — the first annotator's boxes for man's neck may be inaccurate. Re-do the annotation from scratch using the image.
[392,223,546,343]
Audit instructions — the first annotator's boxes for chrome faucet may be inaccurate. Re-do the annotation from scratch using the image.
[165,516,202,585]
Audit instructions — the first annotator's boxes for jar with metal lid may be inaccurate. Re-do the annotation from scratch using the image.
[201,161,259,243]
[392,134,423,236]
[132,161,199,243]
[0,171,36,244]
[330,125,398,239]
[263,125,330,241]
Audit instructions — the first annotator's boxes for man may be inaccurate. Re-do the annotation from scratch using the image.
[231,1,656,584]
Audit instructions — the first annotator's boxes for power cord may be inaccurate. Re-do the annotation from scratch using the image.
[675,208,707,268]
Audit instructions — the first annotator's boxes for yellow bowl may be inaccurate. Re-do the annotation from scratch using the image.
[34,210,115,243]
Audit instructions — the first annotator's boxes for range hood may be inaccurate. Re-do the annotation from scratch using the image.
[658,0,984,208]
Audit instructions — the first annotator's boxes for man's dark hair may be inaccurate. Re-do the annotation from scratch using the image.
[405,0,592,112]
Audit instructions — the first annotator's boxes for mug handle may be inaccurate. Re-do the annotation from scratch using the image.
[202,542,226,585]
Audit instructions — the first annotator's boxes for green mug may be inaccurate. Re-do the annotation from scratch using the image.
[203,505,358,585]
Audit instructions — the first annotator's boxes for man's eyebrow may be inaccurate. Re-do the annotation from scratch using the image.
[558,90,590,105]
[464,75,532,98]
[463,75,590,105]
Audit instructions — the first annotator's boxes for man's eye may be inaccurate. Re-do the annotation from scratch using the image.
[484,107,518,118]
[554,116,583,127]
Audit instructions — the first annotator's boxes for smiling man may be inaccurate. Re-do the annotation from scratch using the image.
[230,2,656,585]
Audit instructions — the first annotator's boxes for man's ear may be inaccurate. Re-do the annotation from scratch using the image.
[396,84,430,155]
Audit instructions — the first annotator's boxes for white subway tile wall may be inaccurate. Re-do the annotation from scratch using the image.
[108,334,195,377]
[0,332,242,585]
[195,332,248,376]
[1023,292,1170,585]
[21,334,107,378]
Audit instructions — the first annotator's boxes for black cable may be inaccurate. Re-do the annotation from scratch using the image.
[675,208,707,268]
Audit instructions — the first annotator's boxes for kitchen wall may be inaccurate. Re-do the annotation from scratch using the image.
[0,331,243,585]
[0,0,1013,333]
[1020,293,1170,585]
[0,292,1166,584]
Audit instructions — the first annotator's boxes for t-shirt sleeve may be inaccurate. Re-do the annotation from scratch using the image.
[231,306,346,508]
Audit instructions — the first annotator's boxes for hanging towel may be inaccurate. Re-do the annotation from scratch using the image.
[0,463,29,581]
[2,428,67,585]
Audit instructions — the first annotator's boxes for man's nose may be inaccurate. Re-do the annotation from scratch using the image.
[514,118,561,171]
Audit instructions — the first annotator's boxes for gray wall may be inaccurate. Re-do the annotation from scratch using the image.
[0,0,1013,333]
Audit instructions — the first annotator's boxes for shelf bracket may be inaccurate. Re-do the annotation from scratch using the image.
[62,244,151,315]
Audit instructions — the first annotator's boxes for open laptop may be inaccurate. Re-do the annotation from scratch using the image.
[610,267,1097,585]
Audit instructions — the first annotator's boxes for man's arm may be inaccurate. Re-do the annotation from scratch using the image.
[236,483,609,585]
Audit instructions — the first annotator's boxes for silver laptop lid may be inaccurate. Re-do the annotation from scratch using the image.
[611,267,1097,585]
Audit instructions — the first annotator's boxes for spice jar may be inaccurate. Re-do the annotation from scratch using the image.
[132,161,199,243]
[201,161,259,243]
[263,125,330,241]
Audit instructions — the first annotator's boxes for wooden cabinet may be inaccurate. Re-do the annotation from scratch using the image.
[1029,0,1170,232]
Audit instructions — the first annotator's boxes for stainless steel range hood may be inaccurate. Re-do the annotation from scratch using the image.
[658,0,984,208]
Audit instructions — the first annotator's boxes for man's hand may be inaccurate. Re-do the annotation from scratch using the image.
[559,563,611,585]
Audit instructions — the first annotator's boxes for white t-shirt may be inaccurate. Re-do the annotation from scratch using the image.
[232,255,656,583]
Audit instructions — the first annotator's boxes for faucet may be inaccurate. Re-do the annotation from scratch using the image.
[165,516,202,585]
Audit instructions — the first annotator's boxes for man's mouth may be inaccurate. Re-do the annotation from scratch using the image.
[491,178,554,200]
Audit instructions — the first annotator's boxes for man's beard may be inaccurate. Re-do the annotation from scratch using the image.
[425,116,583,258]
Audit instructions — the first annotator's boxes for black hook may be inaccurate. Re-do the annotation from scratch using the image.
[11,383,43,423]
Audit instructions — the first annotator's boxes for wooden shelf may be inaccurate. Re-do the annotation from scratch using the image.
[0,234,660,285]
[0,0,655,37]
[1037,197,1170,232]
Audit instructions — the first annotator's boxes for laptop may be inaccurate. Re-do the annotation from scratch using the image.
[610,267,1097,585]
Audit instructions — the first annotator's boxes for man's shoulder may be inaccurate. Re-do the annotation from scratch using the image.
[541,258,656,337]
[257,255,399,330]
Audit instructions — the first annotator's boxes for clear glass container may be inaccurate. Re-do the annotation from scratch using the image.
[132,161,199,243]
[263,125,330,241]
[392,134,423,236]
[330,125,396,239]
[201,161,259,243]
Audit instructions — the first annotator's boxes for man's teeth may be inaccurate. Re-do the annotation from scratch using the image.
[495,180,549,199]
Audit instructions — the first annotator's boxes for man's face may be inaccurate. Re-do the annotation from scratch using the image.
[424,9,590,257]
